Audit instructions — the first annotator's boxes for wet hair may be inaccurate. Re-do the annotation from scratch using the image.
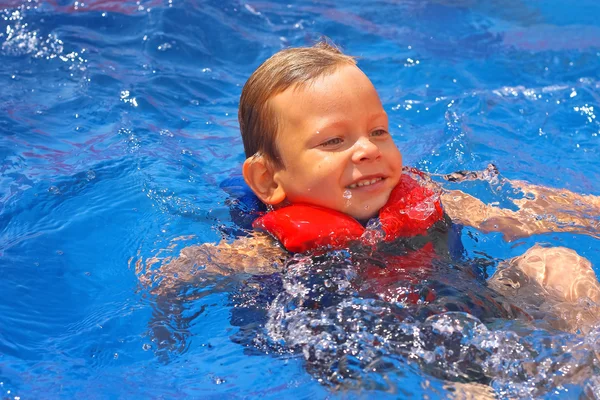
[238,41,356,169]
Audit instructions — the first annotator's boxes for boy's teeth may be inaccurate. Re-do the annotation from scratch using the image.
[348,177,382,189]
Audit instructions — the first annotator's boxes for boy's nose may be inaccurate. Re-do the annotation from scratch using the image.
[351,137,381,163]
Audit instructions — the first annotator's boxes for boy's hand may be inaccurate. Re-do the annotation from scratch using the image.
[488,245,600,333]
[511,180,600,222]
[441,182,600,241]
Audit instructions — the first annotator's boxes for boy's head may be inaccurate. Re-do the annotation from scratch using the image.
[240,42,403,221]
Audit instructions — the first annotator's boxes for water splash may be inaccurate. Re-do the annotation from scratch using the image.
[245,252,600,396]
[441,163,500,185]
[0,1,64,59]
[404,168,443,221]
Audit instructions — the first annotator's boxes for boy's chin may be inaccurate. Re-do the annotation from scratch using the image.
[347,193,391,221]
[347,204,382,222]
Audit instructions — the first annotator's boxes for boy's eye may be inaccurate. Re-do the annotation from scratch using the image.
[370,129,389,137]
[320,138,343,147]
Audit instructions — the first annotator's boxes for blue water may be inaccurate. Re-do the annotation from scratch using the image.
[1,0,600,398]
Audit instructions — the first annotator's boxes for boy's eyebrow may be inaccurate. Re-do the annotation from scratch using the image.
[315,119,349,132]
[368,111,388,121]
[315,111,388,132]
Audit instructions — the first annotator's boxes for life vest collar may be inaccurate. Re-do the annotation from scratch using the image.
[253,169,444,253]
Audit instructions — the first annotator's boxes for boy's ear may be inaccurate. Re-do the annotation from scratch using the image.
[242,155,286,205]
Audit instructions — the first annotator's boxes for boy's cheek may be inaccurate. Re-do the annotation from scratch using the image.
[304,158,335,175]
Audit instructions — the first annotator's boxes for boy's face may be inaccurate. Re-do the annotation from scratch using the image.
[269,64,403,221]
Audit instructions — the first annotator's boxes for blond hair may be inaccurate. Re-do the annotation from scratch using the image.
[238,41,356,168]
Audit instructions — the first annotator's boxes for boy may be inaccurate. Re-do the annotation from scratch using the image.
[145,42,600,331]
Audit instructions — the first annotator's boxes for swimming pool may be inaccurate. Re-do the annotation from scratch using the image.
[1,0,600,398]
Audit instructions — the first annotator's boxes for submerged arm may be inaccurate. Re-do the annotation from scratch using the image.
[140,232,287,295]
[441,181,600,241]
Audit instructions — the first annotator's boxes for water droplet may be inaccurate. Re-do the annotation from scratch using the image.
[343,190,352,200]
[157,42,172,51]
[142,343,151,351]
[86,170,96,180]
[48,185,60,195]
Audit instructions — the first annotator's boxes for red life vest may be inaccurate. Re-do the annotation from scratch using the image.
[356,242,439,303]
[253,170,445,253]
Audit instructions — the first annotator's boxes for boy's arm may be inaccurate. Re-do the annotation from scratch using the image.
[140,232,287,295]
[441,181,600,241]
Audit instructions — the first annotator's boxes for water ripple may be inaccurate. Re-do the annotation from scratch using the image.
[1,0,600,397]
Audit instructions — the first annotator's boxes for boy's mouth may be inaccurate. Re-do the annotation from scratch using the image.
[347,176,384,189]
